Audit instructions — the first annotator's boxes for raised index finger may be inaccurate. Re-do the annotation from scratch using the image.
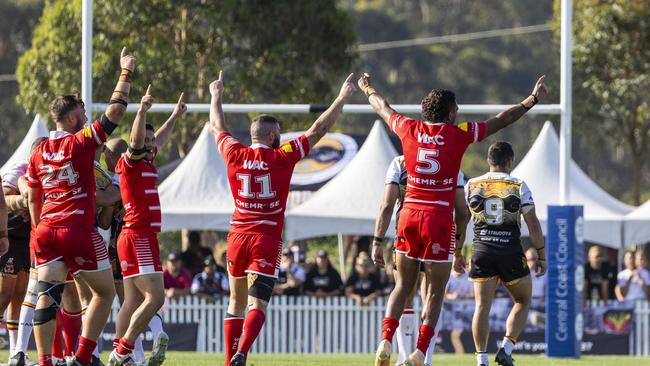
[121,47,127,58]
[537,75,546,84]
[344,73,354,83]
[145,84,152,96]
[177,92,185,104]
[218,70,223,82]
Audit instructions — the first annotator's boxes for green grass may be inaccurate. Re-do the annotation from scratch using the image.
[2,352,649,365]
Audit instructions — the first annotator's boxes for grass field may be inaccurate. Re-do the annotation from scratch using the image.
[3,352,649,366]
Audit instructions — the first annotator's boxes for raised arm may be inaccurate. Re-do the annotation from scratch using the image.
[209,71,229,136]
[305,73,356,147]
[104,47,137,131]
[371,183,399,268]
[484,75,547,137]
[129,85,154,152]
[155,93,187,149]
[357,73,397,125]
[0,185,8,255]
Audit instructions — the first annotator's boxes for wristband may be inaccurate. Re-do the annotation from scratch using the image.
[0,229,7,238]
[372,236,383,243]
[520,95,538,110]
[364,87,377,97]
[455,233,462,240]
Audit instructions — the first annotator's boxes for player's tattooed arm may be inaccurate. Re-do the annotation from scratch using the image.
[371,183,399,268]
[105,47,137,129]
[357,73,397,125]
[305,73,356,147]
[127,85,154,160]
[523,206,547,277]
[209,71,229,136]
[484,75,547,137]
[453,189,470,251]
[155,92,187,150]
[96,185,121,207]
[27,185,43,227]
[3,187,28,212]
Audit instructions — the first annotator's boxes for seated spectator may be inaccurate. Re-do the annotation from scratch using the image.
[304,250,343,297]
[616,249,650,302]
[526,247,547,303]
[191,257,229,302]
[585,245,612,302]
[274,248,306,296]
[163,252,193,300]
[345,253,380,306]
[180,231,214,276]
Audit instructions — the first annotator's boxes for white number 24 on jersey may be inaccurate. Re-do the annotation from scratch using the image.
[40,163,80,188]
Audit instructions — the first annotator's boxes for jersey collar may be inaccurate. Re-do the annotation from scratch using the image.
[50,130,72,140]
[250,143,270,149]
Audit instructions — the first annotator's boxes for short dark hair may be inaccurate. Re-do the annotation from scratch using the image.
[145,123,155,132]
[188,231,201,245]
[252,114,279,126]
[49,94,84,122]
[421,89,456,122]
[30,137,48,153]
[487,142,515,167]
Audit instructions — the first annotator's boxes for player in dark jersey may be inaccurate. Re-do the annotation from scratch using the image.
[465,142,545,366]
[373,156,469,366]
[359,72,547,366]
[26,47,136,366]
[210,71,355,366]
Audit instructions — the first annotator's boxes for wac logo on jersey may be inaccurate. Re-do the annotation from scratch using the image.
[417,132,445,145]
[42,151,66,161]
[243,160,269,171]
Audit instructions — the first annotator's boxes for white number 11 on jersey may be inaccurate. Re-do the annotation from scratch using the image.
[237,173,277,199]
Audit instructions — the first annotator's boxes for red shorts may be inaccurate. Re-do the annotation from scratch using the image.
[117,230,162,279]
[395,207,456,262]
[33,224,111,274]
[227,232,282,279]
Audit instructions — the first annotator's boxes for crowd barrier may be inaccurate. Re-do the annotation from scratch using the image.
[104,296,650,355]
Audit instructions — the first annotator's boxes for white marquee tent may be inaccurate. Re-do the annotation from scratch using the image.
[625,201,650,246]
[159,123,234,232]
[511,121,633,248]
[1,115,49,174]
[284,121,398,241]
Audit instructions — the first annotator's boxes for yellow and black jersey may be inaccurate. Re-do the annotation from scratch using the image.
[464,172,534,255]
[94,161,113,190]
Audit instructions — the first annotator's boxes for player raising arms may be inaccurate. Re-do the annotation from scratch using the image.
[26,47,136,366]
[210,71,355,366]
[359,73,546,366]
[109,87,187,366]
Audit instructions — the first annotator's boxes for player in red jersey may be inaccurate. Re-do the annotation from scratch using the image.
[210,71,356,366]
[26,47,137,366]
[109,87,186,366]
[359,73,547,366]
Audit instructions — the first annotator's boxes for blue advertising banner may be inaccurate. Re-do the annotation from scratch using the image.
[546,205,584,358]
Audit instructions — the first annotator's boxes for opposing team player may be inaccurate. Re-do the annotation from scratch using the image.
[465,142,545,366]
[109,87,187,366]
[211,71,355,366]
[372,155,469,366]
[26,47,136,366]
[359,72,547,366]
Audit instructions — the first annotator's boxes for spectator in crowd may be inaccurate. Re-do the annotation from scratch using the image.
[526,247,546,303]
[180,231,214,276]
[274,248,307,296]
[616,249,650,302]
[445,269,474,354]
[345,252,381,306]
[191,257,229,302]
[584,245,612,302]
[216,250,228,275]
[304,250,343,297]
[163,252,193,300]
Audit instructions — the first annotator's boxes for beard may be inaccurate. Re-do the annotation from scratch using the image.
[272,136,281,149]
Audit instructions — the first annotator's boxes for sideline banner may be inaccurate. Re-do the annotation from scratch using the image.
[545,205,584,358]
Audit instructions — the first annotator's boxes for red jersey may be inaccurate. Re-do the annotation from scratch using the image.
[115,156,161,232]
[389,113,486,213]
[216,132,310,238]
[26,121,107,227]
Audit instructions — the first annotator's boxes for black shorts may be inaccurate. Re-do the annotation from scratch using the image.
[469,250,529,285]
[108,244,123,281]
[1,238,30,276]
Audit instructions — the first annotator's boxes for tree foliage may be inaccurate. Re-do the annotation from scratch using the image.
[17,0,356,159]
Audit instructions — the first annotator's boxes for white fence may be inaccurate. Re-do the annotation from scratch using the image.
[108,296,650,355]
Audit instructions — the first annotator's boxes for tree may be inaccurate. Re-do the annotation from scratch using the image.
[17,0,356,160]
[552,0,650,204]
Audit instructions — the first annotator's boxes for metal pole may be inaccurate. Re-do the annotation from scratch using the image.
[338,233,346,281]
[559,0,573,205]
[81,0,93,122]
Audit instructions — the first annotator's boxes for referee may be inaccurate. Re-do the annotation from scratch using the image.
[464,142,546,366]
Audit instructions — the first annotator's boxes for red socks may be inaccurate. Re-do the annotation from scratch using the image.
[381,317,400,343]
[224,316,244,365]
[416,324,436,354]
[60,309,82,356]
[75,337,97,363]
[52,310,64,359]
[238,309,266,356]
[112,337,120,350]
[115,337,135,356]
[38,354,53,366]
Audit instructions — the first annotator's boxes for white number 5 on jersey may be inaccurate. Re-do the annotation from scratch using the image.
[415,148,440,174]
